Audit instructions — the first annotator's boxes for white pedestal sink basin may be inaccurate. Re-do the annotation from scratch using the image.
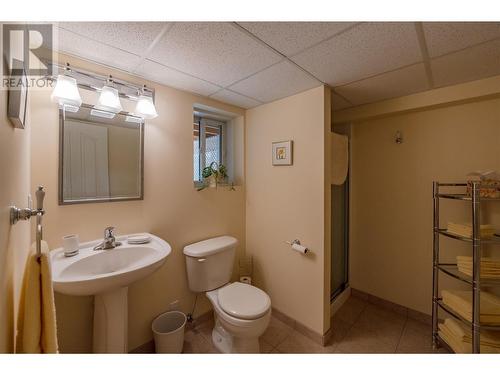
[50,233,171,353]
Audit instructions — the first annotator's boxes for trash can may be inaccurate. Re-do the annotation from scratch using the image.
[152,311,187,353]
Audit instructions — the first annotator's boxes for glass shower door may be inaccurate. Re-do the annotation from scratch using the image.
[331,178,349,299]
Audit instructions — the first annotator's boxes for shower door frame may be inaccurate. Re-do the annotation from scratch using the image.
[331,126,351,302]
[331,172,350,301]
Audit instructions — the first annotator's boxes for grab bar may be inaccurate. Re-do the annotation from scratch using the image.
[10,186,46,260]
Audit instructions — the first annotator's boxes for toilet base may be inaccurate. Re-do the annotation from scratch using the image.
[211,318,260,353]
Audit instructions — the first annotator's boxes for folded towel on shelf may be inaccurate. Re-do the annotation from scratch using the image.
[441,290,500,325]
[447,222,495,238]
[439,324,466,353]
[16,241,58,353]
[439,318,500,353]
[456,256,500,279]
[456,268,500,272]
[457,256,500,266]
[457,268,500,277]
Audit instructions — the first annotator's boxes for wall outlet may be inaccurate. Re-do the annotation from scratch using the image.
[169,300,180,311]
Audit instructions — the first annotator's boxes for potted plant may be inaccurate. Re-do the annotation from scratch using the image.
[201,162,228,189]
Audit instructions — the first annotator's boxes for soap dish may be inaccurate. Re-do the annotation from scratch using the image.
[127,234,151,244]
[64,249,79,257]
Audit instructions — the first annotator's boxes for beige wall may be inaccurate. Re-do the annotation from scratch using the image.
[323,89,332,331]
[347,93,500,314]
[334,74,500,125]
[245,86,331,335]
[29,53,246,352]
[0,80,32,352]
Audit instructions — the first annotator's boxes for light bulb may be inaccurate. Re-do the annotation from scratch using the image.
[51,75,82,108]
[134,94,158,119]
[95,86,123,114]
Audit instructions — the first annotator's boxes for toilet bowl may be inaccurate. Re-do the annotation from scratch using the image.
[206,282,271,353]
[183,236,272,353]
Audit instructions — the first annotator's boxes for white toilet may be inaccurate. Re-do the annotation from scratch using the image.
[183,236,271,353]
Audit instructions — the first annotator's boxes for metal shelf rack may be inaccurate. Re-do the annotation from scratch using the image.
[432,181,500,353]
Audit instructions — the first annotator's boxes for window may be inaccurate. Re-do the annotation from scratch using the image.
[193,116,225,182]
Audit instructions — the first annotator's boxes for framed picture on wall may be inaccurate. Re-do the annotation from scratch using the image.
[272,140,293,166]
[7,59,28,129]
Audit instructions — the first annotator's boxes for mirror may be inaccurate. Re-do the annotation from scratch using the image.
[59,104,144,204]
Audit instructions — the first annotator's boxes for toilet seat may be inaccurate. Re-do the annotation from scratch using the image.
[217,282,271,320]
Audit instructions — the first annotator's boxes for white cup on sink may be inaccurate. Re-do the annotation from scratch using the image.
[63,234,79,257]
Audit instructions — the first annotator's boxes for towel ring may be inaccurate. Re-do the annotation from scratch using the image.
[10,186,46,260]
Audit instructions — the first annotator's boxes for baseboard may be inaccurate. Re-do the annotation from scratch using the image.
[132,307,333,352]
[129,309,214,353]
[330,286,351,317]
[351,288,432,325]
[130,340,155,354]
[186,309,214,330]
[272,307,331,347]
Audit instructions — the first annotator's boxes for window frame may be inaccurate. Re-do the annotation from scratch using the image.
[193,116,226,185]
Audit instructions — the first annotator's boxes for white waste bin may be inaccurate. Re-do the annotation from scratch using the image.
[152,311,187,353]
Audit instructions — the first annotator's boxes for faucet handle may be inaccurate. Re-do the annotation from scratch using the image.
[104,226,115,238]
[35,186,45,211]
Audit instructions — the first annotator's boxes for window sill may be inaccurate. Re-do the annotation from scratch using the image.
[193,181,240,191]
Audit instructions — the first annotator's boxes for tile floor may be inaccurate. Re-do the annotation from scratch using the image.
[183,296,450,354]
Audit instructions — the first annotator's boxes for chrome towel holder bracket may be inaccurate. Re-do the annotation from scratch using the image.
[10,186,46,259]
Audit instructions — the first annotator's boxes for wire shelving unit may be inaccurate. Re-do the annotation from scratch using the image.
[432,181,500,354]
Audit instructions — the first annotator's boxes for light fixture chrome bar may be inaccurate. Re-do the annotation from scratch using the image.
[78,102,143,120]
[44,60,155,100]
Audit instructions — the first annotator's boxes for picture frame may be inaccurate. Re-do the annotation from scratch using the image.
[272,140,293,166]
[7,59,29,129]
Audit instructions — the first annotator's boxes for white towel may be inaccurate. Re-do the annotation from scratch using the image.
[16,241,58,353]
[439,318,500,353]
[442,290,500,325]
[331,132,348,185]
[447,223,495,238]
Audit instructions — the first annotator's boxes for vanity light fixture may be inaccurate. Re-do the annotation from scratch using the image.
[125,115,143,124]
[134,85,158,119]
[94,76,123,116]
[51,63,82,112]
[50,62,157,119]
[90,108,116,119]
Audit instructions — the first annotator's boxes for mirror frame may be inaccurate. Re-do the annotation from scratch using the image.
[58,104,145,205]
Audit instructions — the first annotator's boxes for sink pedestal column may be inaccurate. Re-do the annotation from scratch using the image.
[93,287,128,353]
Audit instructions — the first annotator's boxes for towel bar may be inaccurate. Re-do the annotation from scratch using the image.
[10,186,46,259]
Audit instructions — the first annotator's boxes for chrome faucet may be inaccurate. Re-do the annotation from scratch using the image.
[93,226,122,250]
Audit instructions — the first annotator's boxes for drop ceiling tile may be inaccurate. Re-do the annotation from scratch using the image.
[57,28,142,72]
[147,22,282,87]
[423,22,500,58]
[134,59,220,96]
[292,22,422,86]
[331,92,352,111]
[431,39,500,88]
[228,60,320,103]
[238,22,356,56]
[335,63,429,106]
[210,89,261,109]
[58,22,167,55]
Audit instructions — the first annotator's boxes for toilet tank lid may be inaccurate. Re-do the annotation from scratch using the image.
[183,236,238,257]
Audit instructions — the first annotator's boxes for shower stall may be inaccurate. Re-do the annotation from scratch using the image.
[331,179,349,299]
[331,124,351,301]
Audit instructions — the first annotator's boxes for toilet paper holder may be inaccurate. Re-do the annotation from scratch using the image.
[284,239,309,254]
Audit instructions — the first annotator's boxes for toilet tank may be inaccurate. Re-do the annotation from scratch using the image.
[183,236,237,292]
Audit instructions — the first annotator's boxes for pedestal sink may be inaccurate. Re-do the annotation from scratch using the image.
[50,233,171,353]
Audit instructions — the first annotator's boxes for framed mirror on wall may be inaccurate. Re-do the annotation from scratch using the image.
[58,104,144,205]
